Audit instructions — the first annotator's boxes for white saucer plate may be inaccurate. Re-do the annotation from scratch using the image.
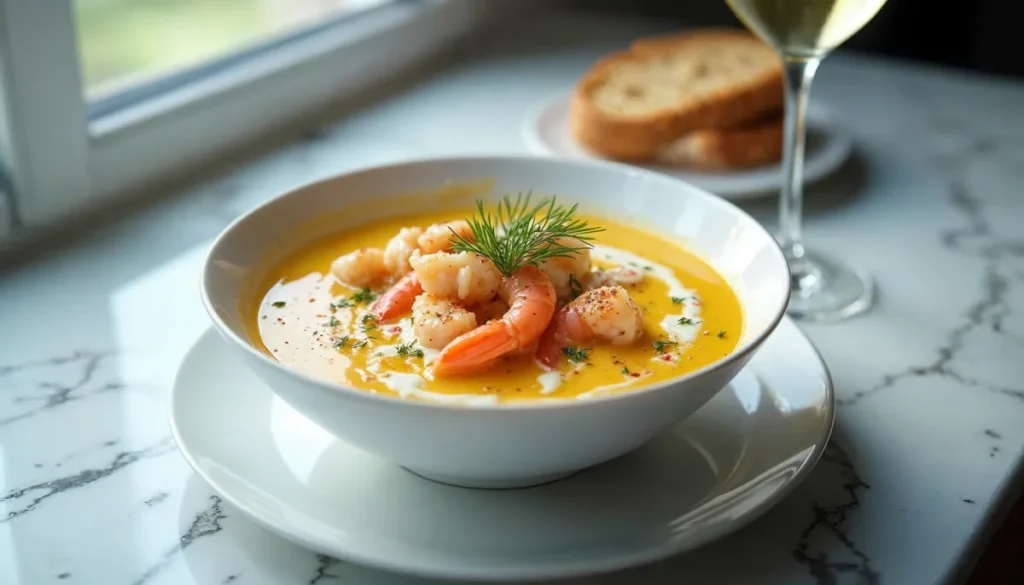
[170,317,834,581]
[522,93,853,200]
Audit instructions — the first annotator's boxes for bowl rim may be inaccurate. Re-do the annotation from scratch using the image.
[200,154,792,412]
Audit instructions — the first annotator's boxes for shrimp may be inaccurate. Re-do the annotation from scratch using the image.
[411,294,478,350]
[409,250,502,305]
[537,237,592,301]
[331,248,389,288]
[432,266,557,376]
[535,286,645,368]
[467,297,537,356]
[417,220,474,254]
[369,272,423,321]
[383,226,423,276]
[469,298,509,324]
[583,266,645,290]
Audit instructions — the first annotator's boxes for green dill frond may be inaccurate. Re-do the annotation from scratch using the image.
[449,192,604,277]
[561,345,590,364]
[653,340,676,353]
[396,342,425,358]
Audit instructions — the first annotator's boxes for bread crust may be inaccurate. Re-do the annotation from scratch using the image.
[570,29,783,161]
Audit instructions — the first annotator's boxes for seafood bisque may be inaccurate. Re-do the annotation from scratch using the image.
[250,195,743,405]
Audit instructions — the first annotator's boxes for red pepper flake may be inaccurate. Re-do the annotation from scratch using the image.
[388,326,402,334]
[629,372,641,378]
[659,354,673,362]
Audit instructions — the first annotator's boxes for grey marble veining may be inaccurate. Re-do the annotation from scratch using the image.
[1,11,1023,585]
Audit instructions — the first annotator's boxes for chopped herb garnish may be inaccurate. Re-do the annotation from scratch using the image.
[671,296,687,305]
[562,345,590,364]
[352,339,369,350]
[271,301,286,308]
[396,342,425,358]
[351,288,378,304]
[653,340,676,353]
[678,317,694,325]
[717,330,727,339]
[643,265,653,272]
[332,335,349,349]
[448,193,604,277]
[360,314,378,332]
[621,366,630,375]
[332,298,352,308]
[325,316,340,327]
[568,273,584,299]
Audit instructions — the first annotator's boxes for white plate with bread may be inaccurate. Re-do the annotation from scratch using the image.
[522,29,853,200]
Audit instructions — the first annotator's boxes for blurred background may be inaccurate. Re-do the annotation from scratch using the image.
[77,0,1023,99]
[76,0,389,96]
[576,0,1024,78]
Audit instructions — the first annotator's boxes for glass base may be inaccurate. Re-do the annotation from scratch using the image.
[784,249,874,322]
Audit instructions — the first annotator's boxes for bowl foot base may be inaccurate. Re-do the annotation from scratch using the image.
[402,467,580,490]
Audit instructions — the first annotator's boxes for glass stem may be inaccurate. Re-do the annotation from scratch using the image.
[778,57,820,263]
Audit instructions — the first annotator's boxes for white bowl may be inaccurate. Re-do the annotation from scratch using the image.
[201,155,790,489]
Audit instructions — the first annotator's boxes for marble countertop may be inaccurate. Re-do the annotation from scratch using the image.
[2,11,1024,585]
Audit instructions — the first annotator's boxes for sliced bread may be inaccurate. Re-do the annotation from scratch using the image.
[570,29,783,161]
[655,112,784,170]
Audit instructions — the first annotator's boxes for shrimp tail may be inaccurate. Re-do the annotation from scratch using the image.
[534,306,591,369]
[431,321,519,376]
[535,328,563,369]
[370,273,422,321]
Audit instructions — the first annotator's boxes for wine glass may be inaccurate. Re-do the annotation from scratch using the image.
[724,0,884,320]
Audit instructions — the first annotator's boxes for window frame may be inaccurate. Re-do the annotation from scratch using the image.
[0,0,537,233]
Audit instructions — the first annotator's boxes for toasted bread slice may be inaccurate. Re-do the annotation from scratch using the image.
[570,29,783,161]
[656,113,784,170]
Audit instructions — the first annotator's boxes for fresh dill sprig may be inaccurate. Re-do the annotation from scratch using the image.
[562,345,590,364]
[449,193,604,277]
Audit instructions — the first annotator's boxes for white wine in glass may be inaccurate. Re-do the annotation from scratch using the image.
[724,0,885,320]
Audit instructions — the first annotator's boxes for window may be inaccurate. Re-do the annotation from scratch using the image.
[0,0,539,238]
[77,0,392,98]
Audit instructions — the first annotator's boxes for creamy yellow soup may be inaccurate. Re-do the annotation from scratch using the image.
[249,209,742,404]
